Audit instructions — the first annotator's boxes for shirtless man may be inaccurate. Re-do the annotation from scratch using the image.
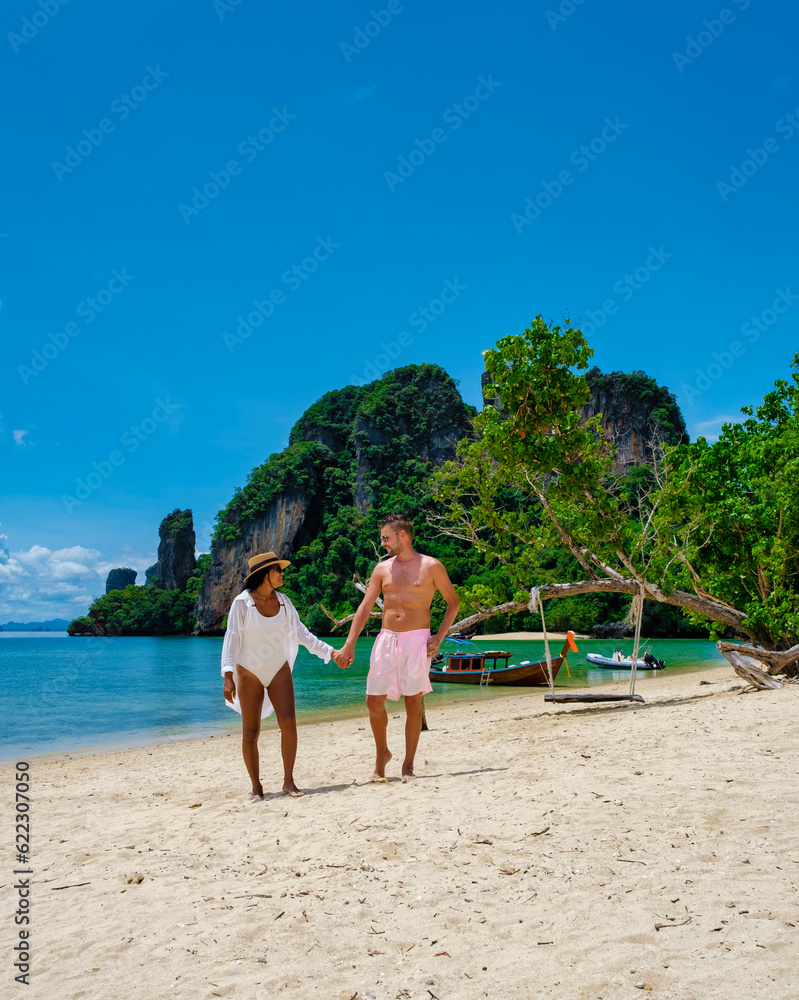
[339,514,460,781]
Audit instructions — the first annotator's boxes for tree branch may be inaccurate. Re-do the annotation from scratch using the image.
[320,605,382,631]
[446,577,750,637]
[524,474,597,579]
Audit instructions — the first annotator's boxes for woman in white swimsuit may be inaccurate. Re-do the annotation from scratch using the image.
[221,551,346,799]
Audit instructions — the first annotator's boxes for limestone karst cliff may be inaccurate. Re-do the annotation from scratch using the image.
[583,367,687,473]
[105,567,137,593]
[194,364,476,634]
[194,491,310,634]
[149,509,197,591]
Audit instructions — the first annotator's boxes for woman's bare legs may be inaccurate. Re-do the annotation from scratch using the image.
[267,663,303,797]
[236,666,266,799]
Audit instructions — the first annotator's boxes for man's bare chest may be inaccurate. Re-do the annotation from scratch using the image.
[384,564,433,594]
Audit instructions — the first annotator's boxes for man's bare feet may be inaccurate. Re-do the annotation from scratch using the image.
[282,781,305,798]
[370,749,393,782]
[249,788,264,802]
[401,766,416,783]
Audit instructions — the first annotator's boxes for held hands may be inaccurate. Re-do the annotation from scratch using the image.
[332,644,355,669]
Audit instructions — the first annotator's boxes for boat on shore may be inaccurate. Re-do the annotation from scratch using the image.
[430,632,578,686]
[586,651,665,670]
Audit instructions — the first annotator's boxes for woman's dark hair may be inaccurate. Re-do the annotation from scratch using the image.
[246,564,284,591]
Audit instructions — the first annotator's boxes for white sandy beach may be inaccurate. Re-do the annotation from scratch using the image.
[6,665,798,999]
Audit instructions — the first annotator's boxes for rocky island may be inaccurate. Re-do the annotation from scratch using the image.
[69,361,697,638]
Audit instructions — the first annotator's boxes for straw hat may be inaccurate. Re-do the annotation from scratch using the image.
[242,551,291,588]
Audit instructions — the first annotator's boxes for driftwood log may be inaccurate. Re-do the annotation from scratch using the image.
[716,640,799,677]
[718,647,785,692]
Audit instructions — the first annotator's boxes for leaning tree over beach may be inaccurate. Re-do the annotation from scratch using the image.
[431,318,799,677]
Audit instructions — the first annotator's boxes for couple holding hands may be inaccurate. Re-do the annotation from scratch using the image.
[221,515,460,799]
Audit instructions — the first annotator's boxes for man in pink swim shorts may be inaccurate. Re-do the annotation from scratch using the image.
[339,515,460,781]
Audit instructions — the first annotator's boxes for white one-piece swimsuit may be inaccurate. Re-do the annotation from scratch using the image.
[237,602,289,688]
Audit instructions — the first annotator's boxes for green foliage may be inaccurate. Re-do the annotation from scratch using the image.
[289,385,366,451]
[433,316,617,588]
[165,508,194,534]
[68,584,197,636]
[212,441,335,544]
[185,554,211,600]
[651,356,799,647]
[69,550,212,637]
[434,318,799,649]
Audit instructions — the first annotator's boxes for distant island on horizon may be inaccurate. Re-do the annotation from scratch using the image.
[2,619,72,631]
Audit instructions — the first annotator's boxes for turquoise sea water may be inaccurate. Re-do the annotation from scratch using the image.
[0,632,727,760]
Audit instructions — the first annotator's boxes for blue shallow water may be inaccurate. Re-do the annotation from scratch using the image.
[0,633,726,760]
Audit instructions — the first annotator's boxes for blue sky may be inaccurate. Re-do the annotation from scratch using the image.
[2,0,797,621]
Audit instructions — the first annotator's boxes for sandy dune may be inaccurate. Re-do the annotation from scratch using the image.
[6,665,798,999]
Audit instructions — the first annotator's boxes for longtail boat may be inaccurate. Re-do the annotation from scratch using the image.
[429,632,578,686]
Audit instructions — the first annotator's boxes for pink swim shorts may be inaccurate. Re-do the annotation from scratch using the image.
[367,628,433,701]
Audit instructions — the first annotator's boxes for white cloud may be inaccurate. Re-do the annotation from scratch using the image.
[0,535,157,624]
[12,429,28,445]
[690,414,743,442]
